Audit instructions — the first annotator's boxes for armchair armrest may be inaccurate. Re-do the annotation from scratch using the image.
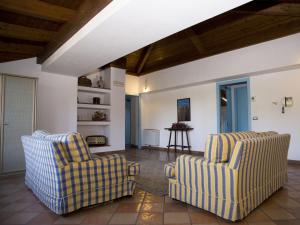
[127,161,140,176]
[164,162,176,178]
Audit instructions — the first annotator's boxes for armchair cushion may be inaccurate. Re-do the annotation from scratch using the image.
[204,131,257,163]
[60,154,128,197]
[46,133,91,162]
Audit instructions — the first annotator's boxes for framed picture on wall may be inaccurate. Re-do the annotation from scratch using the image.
[177,98,191,121]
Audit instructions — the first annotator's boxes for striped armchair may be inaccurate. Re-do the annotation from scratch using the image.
[165,132,290,221]
[21,133,140,214]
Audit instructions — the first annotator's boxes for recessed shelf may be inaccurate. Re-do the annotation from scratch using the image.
[77,103,111,110]
[77,121,110,126]
[78,86,111,94]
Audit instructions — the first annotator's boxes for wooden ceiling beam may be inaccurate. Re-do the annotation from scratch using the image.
[0,52,35,63]
[234,3,300,17]
[0,0,75,22]
[37,0,112,64]
[184,28,205,54]
[0,41,44,55]
[136,45,154,74]
[0,22,55,42]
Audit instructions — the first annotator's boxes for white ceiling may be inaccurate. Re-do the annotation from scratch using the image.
[42,0,253,76]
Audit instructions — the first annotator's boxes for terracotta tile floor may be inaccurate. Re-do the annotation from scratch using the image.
[1,155,300,225]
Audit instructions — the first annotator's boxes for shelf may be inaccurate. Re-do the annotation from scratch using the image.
[78,86,111,94]
[77,103,111,110]
[77,121,110,126]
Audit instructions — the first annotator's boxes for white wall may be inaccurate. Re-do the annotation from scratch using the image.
[125,75,139,95]
[141,83,216,151]
[0,58,77,133]
[251,69,300,160]
[110,67,126,150]
[139,33,300,160]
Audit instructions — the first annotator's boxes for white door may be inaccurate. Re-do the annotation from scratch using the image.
[0,75,36,173]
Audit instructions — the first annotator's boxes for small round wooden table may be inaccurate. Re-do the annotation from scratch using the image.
[164,127,193,152]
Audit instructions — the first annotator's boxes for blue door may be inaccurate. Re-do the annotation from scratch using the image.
[234,85,249,132]
[217,79,250,133]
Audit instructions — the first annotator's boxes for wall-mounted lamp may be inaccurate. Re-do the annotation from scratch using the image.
[272,97,293,114]
[144,79,149,92]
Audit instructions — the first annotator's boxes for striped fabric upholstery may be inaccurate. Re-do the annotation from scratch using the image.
[256,131,278,137]
[164,162,176,178]
[167,134,290,221]
[204,131,257,163]
[46,133,91,162]
[21,136,140,215]
[127,161,140,175]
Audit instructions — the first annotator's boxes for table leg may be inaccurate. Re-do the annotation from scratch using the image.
[167,130,172,152]
[186,131,191,152]
[181,130,184,151]
[174,130,177,152]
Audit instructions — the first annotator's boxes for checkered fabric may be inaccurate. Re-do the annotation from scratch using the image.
[21,136,140,215]
[127,161,140,175]
[167,134,290,221]
[45,132,91,162]
[204,131,257,163]
[164,162,176,178]
[32,130,50,138]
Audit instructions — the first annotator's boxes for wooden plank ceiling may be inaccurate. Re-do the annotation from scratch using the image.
[114,0,300,76]
[0,0,112,63]
[0,0,299,77]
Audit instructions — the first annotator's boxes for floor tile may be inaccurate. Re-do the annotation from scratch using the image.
[2,212,39,224]
[144,194,164,203]
[164,212,190,224]
[189,211,218,224]
[137,212,163,225]
[81,213,112,225]
[141,203,164,213]
[245,209,273,223]
[164,202,187,212]
[116,203,142,213]
[26,212,60,225]
[262,208,296,220]
[108,213,138,224]
[54,213,86,224]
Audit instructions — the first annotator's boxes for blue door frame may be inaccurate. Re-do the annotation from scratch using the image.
[125,94,141,149]
[216,78,251,133]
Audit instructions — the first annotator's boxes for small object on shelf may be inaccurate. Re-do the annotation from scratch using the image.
[92,111,107,121]
[97,76,105,89]
[78,76,92,87]
[86,135,107,146]
[93,97,100,105]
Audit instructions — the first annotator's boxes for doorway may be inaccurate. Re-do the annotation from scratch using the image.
[217,78,251,133]
[125,95,139,148]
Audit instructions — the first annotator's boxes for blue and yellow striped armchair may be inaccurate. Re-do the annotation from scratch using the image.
[21,132,140,214]
[165,132,290,221]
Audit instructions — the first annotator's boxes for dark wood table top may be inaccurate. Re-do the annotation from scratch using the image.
[164,127,193,131]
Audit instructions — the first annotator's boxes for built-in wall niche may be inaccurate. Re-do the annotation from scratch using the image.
[77,108,110,122]
[77,126,110,146]
[84,69,111,89]
[77,91,110,105]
